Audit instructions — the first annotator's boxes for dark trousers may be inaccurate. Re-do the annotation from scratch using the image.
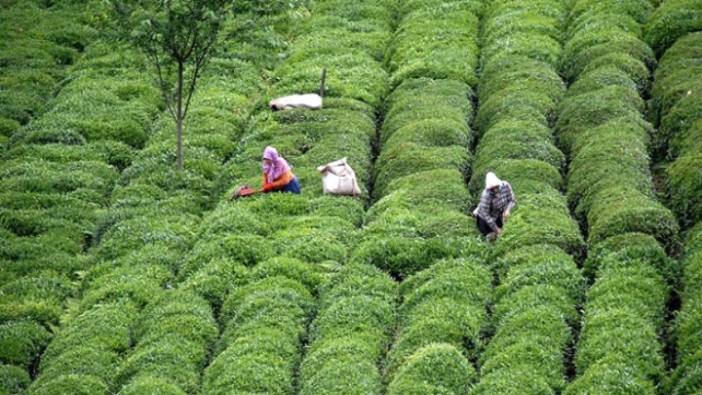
[281,177,301,194]
[476,215,503,236]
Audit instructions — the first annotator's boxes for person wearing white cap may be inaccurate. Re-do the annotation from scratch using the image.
[472,172,516,241]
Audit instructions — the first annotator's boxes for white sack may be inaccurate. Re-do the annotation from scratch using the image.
[317,157,361,196]
[269,93,323,111]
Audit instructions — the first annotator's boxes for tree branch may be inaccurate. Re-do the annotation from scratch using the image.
[182,29,217,119]
[150,48,176,120]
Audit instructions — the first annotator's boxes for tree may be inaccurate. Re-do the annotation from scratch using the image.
[112,0,231,170]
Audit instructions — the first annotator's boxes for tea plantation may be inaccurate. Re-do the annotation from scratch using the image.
[1,0,701,394]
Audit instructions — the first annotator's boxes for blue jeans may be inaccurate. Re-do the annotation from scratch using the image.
[281,177,301,194]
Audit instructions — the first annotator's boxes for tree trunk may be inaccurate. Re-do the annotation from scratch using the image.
[176,61,184,171]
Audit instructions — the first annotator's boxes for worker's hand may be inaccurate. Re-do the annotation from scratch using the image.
[503,210,511,222]
[496,227,503,236]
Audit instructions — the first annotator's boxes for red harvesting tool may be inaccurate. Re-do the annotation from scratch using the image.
[231,185,259,200]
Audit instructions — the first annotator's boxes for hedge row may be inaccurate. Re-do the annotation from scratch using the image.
[653,31,702,395]
[559,2,674,393]
[565,236,669,395]
[24,15,277,394]
[104,8,334,392]
[340,2,492,393]
[114,291,218,394]
[467,1,586,393]
[203,259,320,394]
[0,1,96,144]
[196,1,394,393]
[385,1,481,88]
[348,0,485,280]
[670,225,702,394]
[27,301,138,395]
[644,0,702,57]
[0,38,162,393]
[385,259,490,394]
[651,33,702,228]
[557,0,678,246]
[299,263,396,395]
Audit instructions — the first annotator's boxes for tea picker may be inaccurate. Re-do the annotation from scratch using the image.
[472,172,516,241]
[231,146,301,200]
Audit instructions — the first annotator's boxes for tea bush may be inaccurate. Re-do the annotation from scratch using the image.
[29,18,272,395]
[0,2,96,131]
[468,0,586,392]
[387,343,476,395]
[385,259,489,384]
[669,225,702,393]
[645,0,702,56]
[299,264,396,395]
[0,364,30,395]
[559,1,673,391]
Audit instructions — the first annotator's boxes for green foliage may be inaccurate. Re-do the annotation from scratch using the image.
[300,352,381,395]
[645,0,702,56]
[79,263,171,312]
[556,86,645,154]
[387,8,479,87]
[473,120,564,178]
[588,261,668,327]
[0,273,76,326]
[476,159,562,197]
[0,364,30,395]
[0,321,51,369]
[300,264,396,395]
[576,309,664,381]
[28,374,109,395]
[660,88,702,157]
[351,236,484,279]
[367,170,469,221]
[0,2,97,126]
[561,27,654,82]
[203,329,300,395]
[493,191,585,259]
[117,375,187,395]
[567,118,652,214]
[115,337,205,394]
[494,284,577,324]
[650,33,702,133]
[386,259,489,379]
[36,347,117,387]
[95,212,198,261]
[41,302,137,366]
[669,350,702,395]
[134,291,218,347]
[471,366,555,395]
[485,307,571,362]
[274,49,388,108]
[387,344,476,395]
[586,186,678,245]
[204,263,314,395]
[567,66,640,97]
[585,233,673,281]
[181,259,248,310]
[481,336,566,391]
[495,245,583,304]
[564,358,656,395]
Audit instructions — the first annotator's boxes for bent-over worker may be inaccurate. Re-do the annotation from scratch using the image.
[473,172,516,241]
[262,146,301,194]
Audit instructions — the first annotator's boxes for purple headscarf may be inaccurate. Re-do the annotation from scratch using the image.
[262,146,291,183]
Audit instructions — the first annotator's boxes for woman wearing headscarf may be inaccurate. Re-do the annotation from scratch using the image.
[472,172,516,241]
[261,146,301,194]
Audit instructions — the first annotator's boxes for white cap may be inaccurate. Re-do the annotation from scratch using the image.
[485,172,501,189]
